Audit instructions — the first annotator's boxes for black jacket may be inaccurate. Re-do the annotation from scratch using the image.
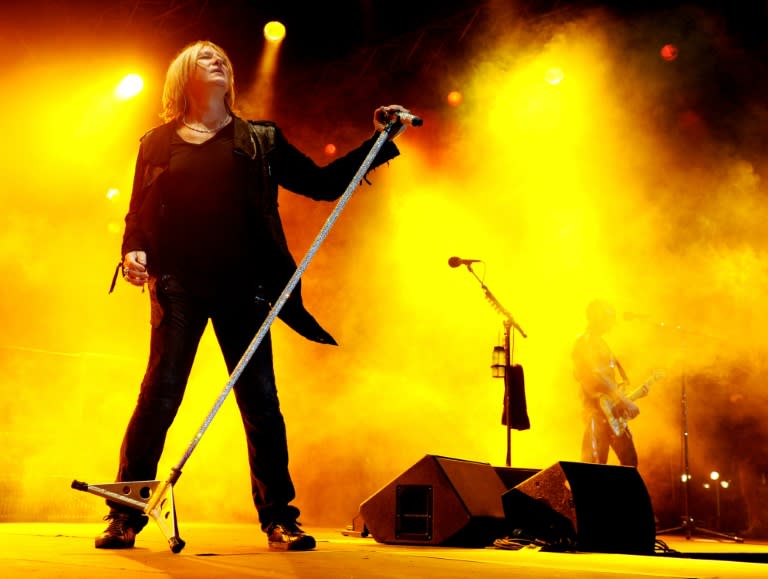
[119,116,399,345]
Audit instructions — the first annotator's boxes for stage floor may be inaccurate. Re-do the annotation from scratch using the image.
[2,522,768,578]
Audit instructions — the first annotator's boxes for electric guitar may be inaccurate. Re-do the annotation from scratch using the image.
[597,370,664,437]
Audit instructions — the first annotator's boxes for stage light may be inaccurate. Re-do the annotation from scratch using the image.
[324,143,337,156]
[247,21,285,115]
[447,90,463,107]
[264,21,286,43]
[115,74,143,100]
[710,470,720,481]
[544,67,564,85]
[660,44,678,61]
[105,188,119,200]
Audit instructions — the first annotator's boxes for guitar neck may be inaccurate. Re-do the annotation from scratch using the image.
[626,378,655,401]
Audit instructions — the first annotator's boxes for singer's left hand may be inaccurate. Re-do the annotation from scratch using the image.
[374,104,409,140]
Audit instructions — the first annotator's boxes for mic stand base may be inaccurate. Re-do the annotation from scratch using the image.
[657,517,744,543]
[71,478,185,552]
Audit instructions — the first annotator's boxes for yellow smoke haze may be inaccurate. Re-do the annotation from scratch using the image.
[1,3,766,530]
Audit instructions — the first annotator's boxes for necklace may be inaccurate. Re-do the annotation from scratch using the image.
[182,114,231,133]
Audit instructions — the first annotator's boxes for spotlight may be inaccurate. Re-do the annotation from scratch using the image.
[264,21,286,42]
[660,44,678,61]
[544,67,564,85]
[447,90,463,107]
[115,74,143,100]
[324,143,337,156]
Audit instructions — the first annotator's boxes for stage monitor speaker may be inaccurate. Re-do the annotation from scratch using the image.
[359,455,508,546]
[502,461,656,554]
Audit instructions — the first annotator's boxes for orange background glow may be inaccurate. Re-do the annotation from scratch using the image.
[1,2,766,532]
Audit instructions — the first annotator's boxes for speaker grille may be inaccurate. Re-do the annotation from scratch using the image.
[395,485,433,541]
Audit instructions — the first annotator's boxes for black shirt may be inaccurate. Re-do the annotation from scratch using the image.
[162,122,261,297]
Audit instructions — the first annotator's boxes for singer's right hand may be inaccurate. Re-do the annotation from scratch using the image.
[123,250,149,287]
[374,104,409,140]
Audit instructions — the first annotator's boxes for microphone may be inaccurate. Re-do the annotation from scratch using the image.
[377,109,423,127]
[394,111,423,127]
[448,256,481,268]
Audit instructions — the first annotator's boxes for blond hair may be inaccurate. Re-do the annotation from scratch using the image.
[161,40,236,122]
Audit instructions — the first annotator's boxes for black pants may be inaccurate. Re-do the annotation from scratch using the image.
[581,411,638,467]
[114,274,299,528]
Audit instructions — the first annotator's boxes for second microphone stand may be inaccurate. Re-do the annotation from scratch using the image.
[656,370,743,542]
[459,262,527,466]
[635,317,742,543]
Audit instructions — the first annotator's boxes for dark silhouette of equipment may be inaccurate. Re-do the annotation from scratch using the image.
[502,461,657,554]
[359,455,508,546]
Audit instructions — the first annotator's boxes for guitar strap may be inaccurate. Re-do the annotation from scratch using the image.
[614,355,630,391]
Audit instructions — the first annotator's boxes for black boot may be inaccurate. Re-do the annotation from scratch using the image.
[94,510,149,549]
[265,521,316,551]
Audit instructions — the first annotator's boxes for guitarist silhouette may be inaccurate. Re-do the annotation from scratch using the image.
[572,300,645,467]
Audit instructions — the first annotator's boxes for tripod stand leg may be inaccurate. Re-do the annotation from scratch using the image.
[690,524,743,543]
[145,480,185,553]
